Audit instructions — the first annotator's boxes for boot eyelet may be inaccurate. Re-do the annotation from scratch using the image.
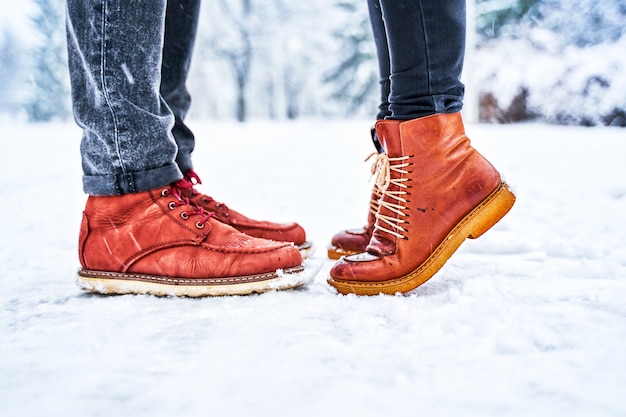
[168,202,176,210]
[180,212,189,220]
[195,222,205,229]
[161,189,169,197]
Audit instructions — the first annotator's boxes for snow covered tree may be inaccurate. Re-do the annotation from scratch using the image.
[475,0,541,40]
[0,30,23,116]
[25,0,70,122]
[474,0,626,126]
[323,0,378,117]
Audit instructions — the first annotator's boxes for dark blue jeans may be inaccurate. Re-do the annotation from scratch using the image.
[66,0,200,195]
[368,0,466,120]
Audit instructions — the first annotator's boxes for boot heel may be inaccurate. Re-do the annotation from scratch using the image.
[468,182,516,239]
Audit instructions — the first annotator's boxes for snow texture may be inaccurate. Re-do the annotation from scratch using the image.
[1,119,625,417]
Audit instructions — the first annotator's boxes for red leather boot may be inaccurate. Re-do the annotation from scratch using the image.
[78,180,305,296]
[327,186,380,260]
[327,128,385,259]
[329,113,515,295]
[183,171,312,257]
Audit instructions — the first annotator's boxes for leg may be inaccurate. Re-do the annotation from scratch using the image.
[379,0,465,119]
[67,0,181,195]
[160,0,201,174]
[329,1,515,295]
[367,0,392,121]
[66,0,306,296]
[326,0,390,259]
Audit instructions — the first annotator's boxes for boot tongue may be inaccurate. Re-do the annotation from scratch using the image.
[366,234,396,257]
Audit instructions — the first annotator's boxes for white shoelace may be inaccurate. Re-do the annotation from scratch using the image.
[367,152,411,239]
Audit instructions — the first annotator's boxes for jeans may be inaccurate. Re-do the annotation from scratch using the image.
[66,0,200,195]
[66,0,464,196]
[368,0,466,120]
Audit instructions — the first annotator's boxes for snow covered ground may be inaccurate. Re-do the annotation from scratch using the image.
[1,119,625,417]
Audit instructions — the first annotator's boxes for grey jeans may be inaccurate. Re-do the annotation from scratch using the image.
[66,0,200,195]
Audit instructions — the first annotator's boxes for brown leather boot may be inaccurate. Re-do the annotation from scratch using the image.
[77,180,305,297]
[327,187,380,260]
[183,171,313,257]
[329,112,515,295]
[327,127,385,259]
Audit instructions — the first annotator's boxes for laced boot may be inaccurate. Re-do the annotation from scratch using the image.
[183,171,313,257]
[327,187,380,260]
[327,127,385,259]
[329,112,516,295]
[77,179,305,297]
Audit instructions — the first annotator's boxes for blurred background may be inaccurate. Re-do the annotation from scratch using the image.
[0,0,624,126]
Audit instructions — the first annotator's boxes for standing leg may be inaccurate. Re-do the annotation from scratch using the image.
[67,0,181,195]
[160,0,201,174]
[158,2,311,254]
[66,0,306,296]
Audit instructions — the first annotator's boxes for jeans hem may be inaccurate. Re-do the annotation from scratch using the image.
[83,163,183,196]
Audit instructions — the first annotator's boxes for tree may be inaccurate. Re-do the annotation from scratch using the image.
[323,1,378,117]
[25,0,70,122]
[475,0,541,40]
[0,30,23,116]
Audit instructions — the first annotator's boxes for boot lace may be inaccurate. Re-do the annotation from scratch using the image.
[184,170,227,209]
[368,152,411,239]
[364,153,384,217]
[162,178,215,229]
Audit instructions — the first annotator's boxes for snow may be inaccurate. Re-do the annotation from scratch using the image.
[1,118,625,417]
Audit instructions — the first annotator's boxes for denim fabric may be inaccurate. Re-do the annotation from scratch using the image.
[367,0,392,120]
[66,0,198,195]
[369,0,466,120]
[161,0,200,175]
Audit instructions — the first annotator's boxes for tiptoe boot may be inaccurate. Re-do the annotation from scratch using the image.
[327,128,385,259]
[184,171,313,257]
[329,112,515,295]
[327,186,380,260]
[77,180,305,297]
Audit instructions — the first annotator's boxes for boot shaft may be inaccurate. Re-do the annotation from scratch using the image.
[369,113,502,259]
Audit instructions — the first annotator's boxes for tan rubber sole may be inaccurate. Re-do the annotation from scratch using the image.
[78,265,306,297]
[328,182,516,295]
[298,241,315,259]
[327,246,361,260]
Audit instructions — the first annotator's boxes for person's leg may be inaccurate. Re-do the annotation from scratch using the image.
[368,0,392,121]
[160,0,201,174]
[329,1,515,295]
[67,0,182,195]
[327,0,389,259]
[379,0,465,120]
[66,0,306,296]
[157,1,311,254]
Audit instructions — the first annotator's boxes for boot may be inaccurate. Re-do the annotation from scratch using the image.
[78,180,305,297]
[329,112,515,295]
[327,186,380,260]
[183,171,313,257]
[327,127,385,259]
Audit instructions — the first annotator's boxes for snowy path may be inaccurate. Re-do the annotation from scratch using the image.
[1,120,625,417]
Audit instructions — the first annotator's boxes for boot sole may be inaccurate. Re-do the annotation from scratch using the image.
[298,241,315,259]
[328,182,516,295]
[327,246,361,260]
[77,265,307,297]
